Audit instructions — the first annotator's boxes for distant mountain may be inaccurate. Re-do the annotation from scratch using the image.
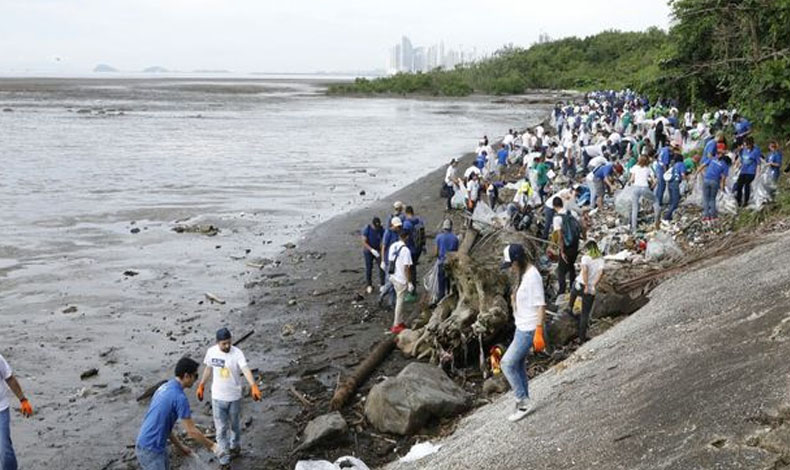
[142,66,168,73]
[93,64,118,73]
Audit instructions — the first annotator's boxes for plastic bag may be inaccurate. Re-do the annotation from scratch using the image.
[471,202,508,231]
[295,457,370,470]
[451,189,466,210]
[748,169,776,211]
[423,261,441,304]
[614,186,636,219]
[646,232,682,261]
[400,442,442,463]
[683,173,704,207]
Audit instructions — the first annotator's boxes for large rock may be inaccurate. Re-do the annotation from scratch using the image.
[296,412,348,451]
[364,362,468,435]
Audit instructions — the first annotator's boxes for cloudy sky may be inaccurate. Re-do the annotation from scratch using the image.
[1,0,672,74]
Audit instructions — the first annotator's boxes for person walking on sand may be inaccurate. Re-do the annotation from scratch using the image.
[500,244,546,422]
[378,216,402,308]
[136,357,222,470]
[361,217,384,294]
[0,353,33,470]
[196,328,261,469]
[568,239,605,343]
[387,229,413,335]
[434,219,459,302]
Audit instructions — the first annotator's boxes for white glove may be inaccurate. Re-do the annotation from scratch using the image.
[408,282,415,293]
[211,443,226,458]
[380,261,386,271]
[370,249,380,258]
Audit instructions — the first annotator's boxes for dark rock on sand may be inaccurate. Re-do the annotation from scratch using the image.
[296,411,348,451]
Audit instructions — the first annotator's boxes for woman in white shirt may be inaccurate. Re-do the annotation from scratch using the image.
[567,240,605,343]
[499,244,545,422]
[628,155,657,233]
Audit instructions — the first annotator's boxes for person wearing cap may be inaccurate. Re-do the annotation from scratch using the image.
[387,229,413,334]
[500,244,546,422]
[379,216,402,308]
[361,217,385,294]
[196,329,261,468]
[568,239,604,343]
[137,357,221,469]
[386,201,404,229]
[0,353,33,470]
[434,219,459,301]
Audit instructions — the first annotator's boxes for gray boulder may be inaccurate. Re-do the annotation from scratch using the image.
[296,411,348,451]
[364,362,468,435]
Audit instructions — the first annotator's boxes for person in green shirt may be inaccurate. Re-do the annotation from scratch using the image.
[532,155,549,202]
[684,153,700,173]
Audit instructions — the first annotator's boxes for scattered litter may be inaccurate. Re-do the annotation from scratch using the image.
[204,292,226,305]
[646,232,682,261]
[399,441,442,463]
[295,456,369,470]
[80,368,99,380]
[62,306,78,314]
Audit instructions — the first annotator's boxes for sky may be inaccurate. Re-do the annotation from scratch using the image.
[0,0,672,74]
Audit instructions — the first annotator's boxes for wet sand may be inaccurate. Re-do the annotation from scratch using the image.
[2,91,564,469]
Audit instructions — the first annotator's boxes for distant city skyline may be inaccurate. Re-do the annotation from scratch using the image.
[387,36,485,74]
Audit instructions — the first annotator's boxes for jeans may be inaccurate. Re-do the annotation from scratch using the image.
[378,262,396,308]
[363,250,384,288]
[631,186,656,232]
[664,181,681,221]
[213,399,241,465]
[557,243,578,295]
[542,206,555,240]
[734,173,756,207]
[437,262,449,301]
[569,286,595,342]
[136,445,169,470]
[0,409,17,470]
[703,180,720,218]
[655,178,666,210]
[501,329,535,401]
[392,279,407,326]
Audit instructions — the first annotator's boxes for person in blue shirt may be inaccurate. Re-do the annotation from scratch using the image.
[136,357,220,470]
[702,155,732,221]
[434,219,460,301]
[662,153,687,222]
[361,217,384,294]
[475,151,487,170]
[378,216,402,308]
[733,115,752,147]
[733,136,762,207]
[767,140,783,182]
[496,145,509,174]
[592,162,622,211]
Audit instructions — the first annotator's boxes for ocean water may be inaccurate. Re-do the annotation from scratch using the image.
[0,77,545,320]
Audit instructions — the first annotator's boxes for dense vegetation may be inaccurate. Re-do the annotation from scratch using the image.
[330,0,790,139]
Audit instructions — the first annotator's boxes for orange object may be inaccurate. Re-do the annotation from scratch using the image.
[20,399,32,417]
[251,383,262,401]
[196,383,205,402]
[533,326,546,353]
[488,345,504,375]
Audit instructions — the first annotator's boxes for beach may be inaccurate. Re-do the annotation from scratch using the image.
[0,77,567,469]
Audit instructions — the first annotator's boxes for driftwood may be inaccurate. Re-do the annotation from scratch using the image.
[136,379,167,402]
[289,385,313,408]
[204,292,226,304]
[233,330,254,346]
[329,338,396,410]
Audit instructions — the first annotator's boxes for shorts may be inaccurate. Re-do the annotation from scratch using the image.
[593,178,605,197]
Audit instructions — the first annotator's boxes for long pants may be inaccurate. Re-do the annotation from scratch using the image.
[655,178,666,210]
[582,150,591,173]
[664,181,681,221]
[136,445,168,470]
[703,180,720,218]
[631,186,656,232]
[734,173,756,207]
[569,286,595,342]
[542,206,555,240]
[557,243,578,295]
[0,409,18,470]
[445,184,453,210]
[563,158,576,178]
[437,262,449,300]
[392,279,407,326]
[213,399,241,465]
[363,250,384,288]
[501,328,535,401]
[378,262,396,308]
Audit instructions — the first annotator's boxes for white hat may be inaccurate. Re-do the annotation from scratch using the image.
[393,201,404,210]
[391,216,402,227]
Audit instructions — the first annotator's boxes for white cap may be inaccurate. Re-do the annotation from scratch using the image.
[391,216,402,227]
[393,201,404,210]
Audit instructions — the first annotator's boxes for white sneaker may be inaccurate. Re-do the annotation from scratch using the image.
[366,285,373,294]
[507,399,532,422]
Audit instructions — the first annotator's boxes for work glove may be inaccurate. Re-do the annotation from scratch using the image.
[533,326,546,353]
[380,261,386,271]
[196,383,205,402]
[407,282,415,293]
[20,399,33,418]
[370,249,380,258]
[251,383,262,402]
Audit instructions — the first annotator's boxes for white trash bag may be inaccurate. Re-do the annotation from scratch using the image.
[295,456,370,470]
[646,232,682,261]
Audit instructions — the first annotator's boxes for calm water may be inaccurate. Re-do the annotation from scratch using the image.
[0,77,545,317]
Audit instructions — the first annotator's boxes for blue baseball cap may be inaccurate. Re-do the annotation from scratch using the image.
[500,244,526,269]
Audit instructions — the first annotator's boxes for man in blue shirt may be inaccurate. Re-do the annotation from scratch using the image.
[361,217,384,294]
[136,357,220,470]
[733,136,762,207]
[733,115,752,147]
[767,140,783,182]
[434,219,459,301]
[496,145,509,174]
[475,151,487,170]
[702,155,731,221]
[592,162,622,211]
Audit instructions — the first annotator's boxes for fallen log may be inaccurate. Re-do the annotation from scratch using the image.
[233,330,254,346]
[329,337,396,411]
[136,379,167,402]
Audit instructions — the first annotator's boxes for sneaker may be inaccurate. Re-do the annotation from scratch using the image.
[366,285,373,294]
[507,399,532,422]
[390,323,406,335]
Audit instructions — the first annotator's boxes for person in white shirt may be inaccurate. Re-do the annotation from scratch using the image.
[500,244,545,422]
[567,239,605,342]
[628,155,658,232]
[388,231,413,334]
[444,159,459,210]
[0,353,33,470]
[197,328,261,467]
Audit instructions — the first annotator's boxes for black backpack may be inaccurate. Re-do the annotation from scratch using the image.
[561,212,582,248]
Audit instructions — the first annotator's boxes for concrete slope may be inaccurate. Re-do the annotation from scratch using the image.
[386,231,790,470]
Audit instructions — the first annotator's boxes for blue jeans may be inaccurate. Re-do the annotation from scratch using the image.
[542,206,555,240]
[501,329,535,401]
[630,186,656,233]
[213,399,241,465]
[363,250,384,288]
[136,445,169,470]
[655,179,666,209]
[0,409,17,470]
[664,181,681,220]
[703,180,720,218]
